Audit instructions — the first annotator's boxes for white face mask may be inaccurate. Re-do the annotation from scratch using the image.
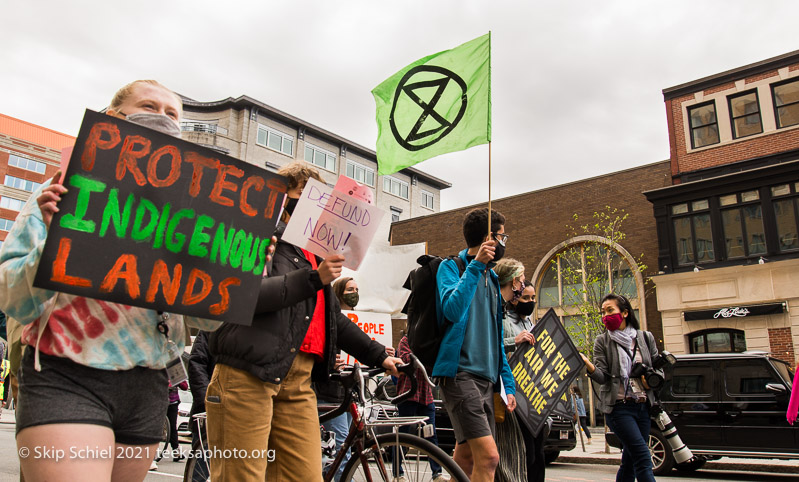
[125,112,181,138]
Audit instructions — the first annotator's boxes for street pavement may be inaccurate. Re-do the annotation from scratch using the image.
[1,409,797,481]
[558,427,799,476]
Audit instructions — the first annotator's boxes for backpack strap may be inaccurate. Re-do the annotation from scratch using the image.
[450,255,467,276]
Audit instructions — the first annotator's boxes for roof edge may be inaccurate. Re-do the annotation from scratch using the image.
[180,95,451,190]
[662,49,799,100]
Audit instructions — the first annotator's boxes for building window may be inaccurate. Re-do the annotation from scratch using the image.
[8,155,47,174]
[689,329,746,354]
[720,190,766,259]
[390,206,402,223]
[687,101,720,148]
[0,197,24,211]
[383,176,409,200]
[421,190,434,210]
[256,125,294,156]
[728,90,762,139]
[772,183,799,252]
[4,175,41,193]
[304,144,336,172]
[0,218,14,232]
[671,200,715,266]
[772,78,799,129]
[345,160,375,187]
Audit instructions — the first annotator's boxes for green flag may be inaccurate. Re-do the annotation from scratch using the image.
[373,32,491,176]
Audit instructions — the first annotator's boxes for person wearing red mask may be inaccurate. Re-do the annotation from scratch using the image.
[580,294,661,482]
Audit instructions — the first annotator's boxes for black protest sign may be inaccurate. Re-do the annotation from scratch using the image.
[508,308,585,435]
[33,110,287,324]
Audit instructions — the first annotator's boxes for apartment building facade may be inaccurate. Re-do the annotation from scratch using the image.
[179,95,451,236]
[0,113,73,249]
[645,50,799,363]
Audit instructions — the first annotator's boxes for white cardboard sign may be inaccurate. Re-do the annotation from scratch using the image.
[340,310,393,365]
[282,177,384,269]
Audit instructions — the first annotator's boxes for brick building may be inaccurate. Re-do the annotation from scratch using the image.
[179,95,451,236]
[645,50,799,363]
[390,160,672,349]
[0,114,74,248]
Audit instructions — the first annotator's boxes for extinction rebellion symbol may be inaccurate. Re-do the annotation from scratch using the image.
[389,65,468,151]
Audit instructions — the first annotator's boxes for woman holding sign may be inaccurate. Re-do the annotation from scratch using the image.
[493,258,546,482]
[582,294,661,482]
[0,80,223,482]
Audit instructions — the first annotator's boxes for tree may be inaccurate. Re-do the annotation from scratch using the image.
[545,206,649,429]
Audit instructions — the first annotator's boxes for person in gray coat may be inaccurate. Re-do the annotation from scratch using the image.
[581,294,661,482]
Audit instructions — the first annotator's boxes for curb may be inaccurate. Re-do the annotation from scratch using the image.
[557,456,799,474]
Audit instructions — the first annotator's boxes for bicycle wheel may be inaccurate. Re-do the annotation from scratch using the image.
[155,416,170,462]
[183,436,211,482]
[340,432,467,482]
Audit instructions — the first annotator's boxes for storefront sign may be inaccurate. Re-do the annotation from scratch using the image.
[684,302,786,321]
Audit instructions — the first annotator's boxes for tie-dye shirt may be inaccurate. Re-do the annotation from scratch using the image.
[0,183,222,370]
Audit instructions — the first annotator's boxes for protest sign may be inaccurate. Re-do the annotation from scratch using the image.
[281,177,384,269]
[334,176,374,205]
[33,109,287,324]
[341,310,393,365]
[508,308,585,435]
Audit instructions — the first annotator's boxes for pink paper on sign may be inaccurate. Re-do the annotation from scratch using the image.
[334,176,374,205]
[59,146,74,183]
[280,178,385,270]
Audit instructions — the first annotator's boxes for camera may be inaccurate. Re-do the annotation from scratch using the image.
[630,351,677,390]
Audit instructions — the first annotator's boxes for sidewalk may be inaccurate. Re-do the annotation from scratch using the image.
[558,428,799,474]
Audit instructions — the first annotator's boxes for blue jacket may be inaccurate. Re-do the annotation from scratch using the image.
[432,249,516,396]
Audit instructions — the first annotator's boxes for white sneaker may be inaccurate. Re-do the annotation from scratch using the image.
[391,477,407,482]
[433,475,450,482]
[149,461,158,471]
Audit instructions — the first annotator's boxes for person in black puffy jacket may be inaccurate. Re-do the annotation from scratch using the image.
[207,161,402,481]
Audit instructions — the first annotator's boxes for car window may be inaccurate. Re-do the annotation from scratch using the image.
[724,360,779,395]
[671,363,713,396]
[772,359,794,385]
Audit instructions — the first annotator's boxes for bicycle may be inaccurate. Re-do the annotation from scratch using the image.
[183,354,467,482]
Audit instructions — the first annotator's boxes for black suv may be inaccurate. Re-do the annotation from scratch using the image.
[607,351,796,475]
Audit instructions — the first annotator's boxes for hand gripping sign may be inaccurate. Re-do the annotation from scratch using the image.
[281,177,385,270]
[33,110,287,324]
[507,309,586,436]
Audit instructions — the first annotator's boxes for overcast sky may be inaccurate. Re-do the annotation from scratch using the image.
[2,1,797,211]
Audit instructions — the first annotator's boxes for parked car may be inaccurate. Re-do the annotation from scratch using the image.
[606,351,796,475]
[176,389,193,443]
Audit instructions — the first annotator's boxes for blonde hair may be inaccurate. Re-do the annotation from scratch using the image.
[109,80,183,113]
[494,258,525,286]
[277,161,323,191]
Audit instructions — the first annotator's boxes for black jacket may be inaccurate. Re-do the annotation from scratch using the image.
[188,331,215,415]
[210,225,389,385]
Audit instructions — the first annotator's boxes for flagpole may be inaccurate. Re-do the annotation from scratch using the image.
[488,141,492,237]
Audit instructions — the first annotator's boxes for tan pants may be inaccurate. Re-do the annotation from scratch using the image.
[206,353,322,482]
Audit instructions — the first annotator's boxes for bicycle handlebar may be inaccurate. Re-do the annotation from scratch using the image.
[317,354,436,423]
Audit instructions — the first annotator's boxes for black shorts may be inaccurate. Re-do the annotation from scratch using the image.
[439,371,496,443]
[16,349,169,445]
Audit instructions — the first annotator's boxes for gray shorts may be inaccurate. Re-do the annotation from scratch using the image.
[16,349,169,445]
[439,371,495,444]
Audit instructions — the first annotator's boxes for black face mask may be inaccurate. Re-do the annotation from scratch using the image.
[285,197,299,216]
[493,242,505,263]
[515,300,535,318]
